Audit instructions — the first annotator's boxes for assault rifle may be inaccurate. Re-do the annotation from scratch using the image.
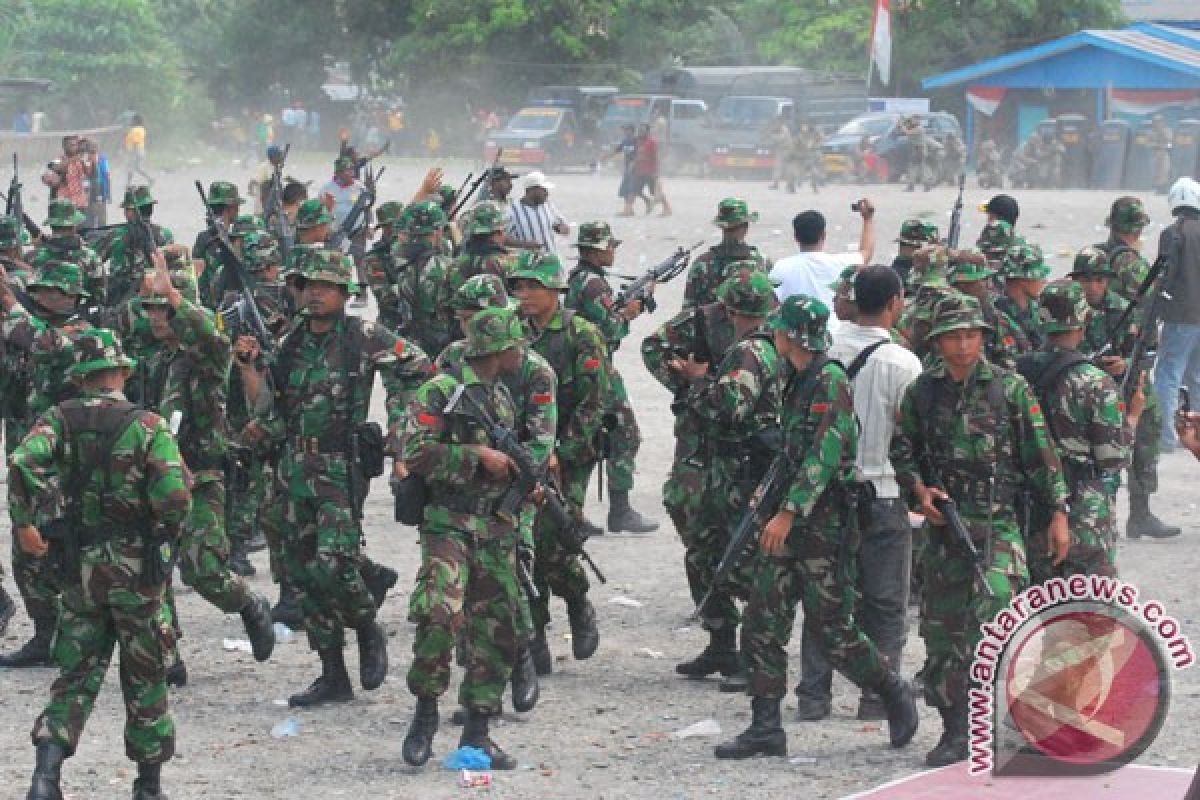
[264,143,293,260]
[614,241,703,313]
[449,147,503,219]
[330,164,383,252]
[946,173,965,247]
[917,447,994,598]
[6,154,42,242]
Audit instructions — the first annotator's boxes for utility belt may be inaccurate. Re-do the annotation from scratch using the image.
[427,489,504,518]
[42,517,152,584]
[289,431,347,456]
[942,475,1017,508]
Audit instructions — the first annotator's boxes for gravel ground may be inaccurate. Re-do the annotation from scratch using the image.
[1,155,1197,799]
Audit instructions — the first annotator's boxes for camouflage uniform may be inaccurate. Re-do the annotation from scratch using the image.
[891,292,1067,764]
[390,201,457,357]
[1020,281,1130,582]
[363,201,405,330]
[994,240,1049,351]
[8,329,190,796]
[902,117,931,191]
[32,200,105,302]
[975,219,1016,271]
[892,219,939,289]
[447,203,518,287]
[786,124,823,193]
[947,250,1029,369]
[194,181,245,309]
[897,246,954,358]
[103,187,174,309]
[683,199,769,309]
[1097,198,1152,307]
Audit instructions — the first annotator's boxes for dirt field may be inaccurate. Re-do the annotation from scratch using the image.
[1,155,1197,799]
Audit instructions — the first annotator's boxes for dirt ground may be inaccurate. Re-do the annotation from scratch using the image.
[1,154,1198,799]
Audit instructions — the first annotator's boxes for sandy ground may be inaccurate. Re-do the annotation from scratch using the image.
[1,154,1198,799]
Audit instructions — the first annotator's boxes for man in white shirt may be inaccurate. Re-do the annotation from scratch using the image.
[506,171,570,255]
[769,200,876,333]
[793,265,922,723]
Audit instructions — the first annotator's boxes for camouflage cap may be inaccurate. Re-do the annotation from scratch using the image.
[510,251,567,290]
[242,232,281,272]
[449,273,509,312]
[767,294,832,352]
[0,214,22,248]
[897,218,940,246]
[206,180,243,208]
[121,185,155,209]
[375,201,405,227]
[948,248,995,284]
[295,198,334,229]
[298,247,357,291]
[717,267,776,317]
[829,264,858,296]
[911,245,951,289]
[929,290,992,338]
[574,221,621,250]
[1001,241,1050,280]
[230,213,263,239]
[713,197,758,228]
[45,198,86,228]
[1067,245,1115,278]
[464,306,526,358]
[402,200,448,236]
[1038,279,1091,335]
[976,219,1015,257]
[1105,196,1150,234]
[68,328,136,378]
[27,260,87,297]
[334,155,355,172]
[466,201,507,236]
[436,184,458,207]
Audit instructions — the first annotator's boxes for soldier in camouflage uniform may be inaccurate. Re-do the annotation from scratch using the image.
[1019,280,1136,583]
[902,116,932,192]
[1097,196,1153,308]
[1069,246,1179,539]
[447,201,517,287]
[994,240,1049,351]
[786,120,823,194]
[32,200,105,302]
[401,306,528,770]
[193,181,243,309]
[714,295,918,760]
[510,253,606,673]
[566,221,658,534]
[897,245,955,359]
[891,291,1069,766]
[683,198,770,309]
[363,200,406,330]
[9,328,191,800]
[975,219,1016,271]
[101,187,174,309]
[389,201,457,357]
[674,270,779,693]
[947,248,1029,369]
[241,248,431,708]
[892,218,939,289]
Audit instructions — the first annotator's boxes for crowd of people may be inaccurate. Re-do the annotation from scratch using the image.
[1,133,1199,798]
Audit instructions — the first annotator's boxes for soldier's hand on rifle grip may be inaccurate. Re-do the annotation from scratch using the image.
[760,510,795,556]
[915,484,948,526]
[668,354,709,381]
[234,335,261,367]
[620,295,646,320]
[1047,511,1070,566]
[16,525,47,557]
[477,446,517,480]
[1098,355,1125,377]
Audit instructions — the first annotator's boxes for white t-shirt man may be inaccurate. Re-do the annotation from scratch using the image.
[770,250,863,332]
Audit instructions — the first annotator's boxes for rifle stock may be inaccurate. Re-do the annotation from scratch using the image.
[615,240,703,312]
[946,173,965,247]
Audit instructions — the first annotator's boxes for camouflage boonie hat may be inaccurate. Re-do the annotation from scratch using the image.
[1106,196,1150,234]
[140,262,199,307]
[1038,279,1091,335]
[298,248,357,291]
[436,184,457,207]
[242,232,281,272]
[467,202,507,236]
[948,249,995,284]
[929,291,992,338]
[375,201,405,227]
[976,219,1015,258]
[121,185,155,209]
[402,201,448,236]
[1001,241,1050,280]
[68,328,136,378]
[295,198,334,229]
[334,155,355,172]
[0,214,22,248]
[206,180,243,208]
[767,294,832,352]
[230,214,262,239]
[717,268,776,317]
[464,306,526,358]
[27,260,88,297]
[45,199,86,228]
[912,245,951,289]
[574,221,621,250]
[897,218,939,247]
[829,265,858,296]
[449,273,509,312]
[1067,245,1115,278]
[510,251,567,290]
[713,197,758,228]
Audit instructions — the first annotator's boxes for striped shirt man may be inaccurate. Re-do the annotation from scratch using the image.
[506,198,569,255]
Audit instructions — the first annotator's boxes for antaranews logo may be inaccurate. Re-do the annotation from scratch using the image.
[968,574,1194,777]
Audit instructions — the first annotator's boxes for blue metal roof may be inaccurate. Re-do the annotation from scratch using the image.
[1130,22,1200,48]
[923,27,1200,90]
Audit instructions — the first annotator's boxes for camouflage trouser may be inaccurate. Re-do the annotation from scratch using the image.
[531,458,592,631]
[259,465,289,585]
[226,456,267,550]
[906,150,929,187]
[11,526,60,624]
[172,478,250,615]
[407,518,519,713]
[663,435,706,539]
[742,515,889,699]
[918,521,1025,709]
[1029,481,1117,584]
[1128,386,1162,497]
[605,369,640,494]
[34,549,174,764]
[282,467,377,652]
[687,457,758,633]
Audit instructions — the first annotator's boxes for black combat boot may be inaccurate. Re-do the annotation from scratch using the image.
[26,741,66,800]
[460,709,516,770]
[0,614,54,668]
[240,594,275,662]
[1126,493,1181,539]
[165,654,187,689]
[356,620,389,691]
[402,697,439,766]
[361,561,398,608]
[270,582,304,630]
[925,704,969,766]
[876,671,919,748]
[607,491,659,533]
[566,597,599,660]
[288,647,353,708]
[529,628,553,675]
[510,644,540,713]
[229,538,255,577]
[579,517,605,538]
[675,627,739,679]
[0,584,16,637]
[856,690,887,721]
[718,667,749,693]
[130,762,164,800]
[713,697,787,759]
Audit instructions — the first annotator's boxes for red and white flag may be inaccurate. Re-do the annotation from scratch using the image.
[870,0,892,86]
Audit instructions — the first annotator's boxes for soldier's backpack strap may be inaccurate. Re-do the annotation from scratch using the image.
[58,399,149,536]
[1015,350,1088,443]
